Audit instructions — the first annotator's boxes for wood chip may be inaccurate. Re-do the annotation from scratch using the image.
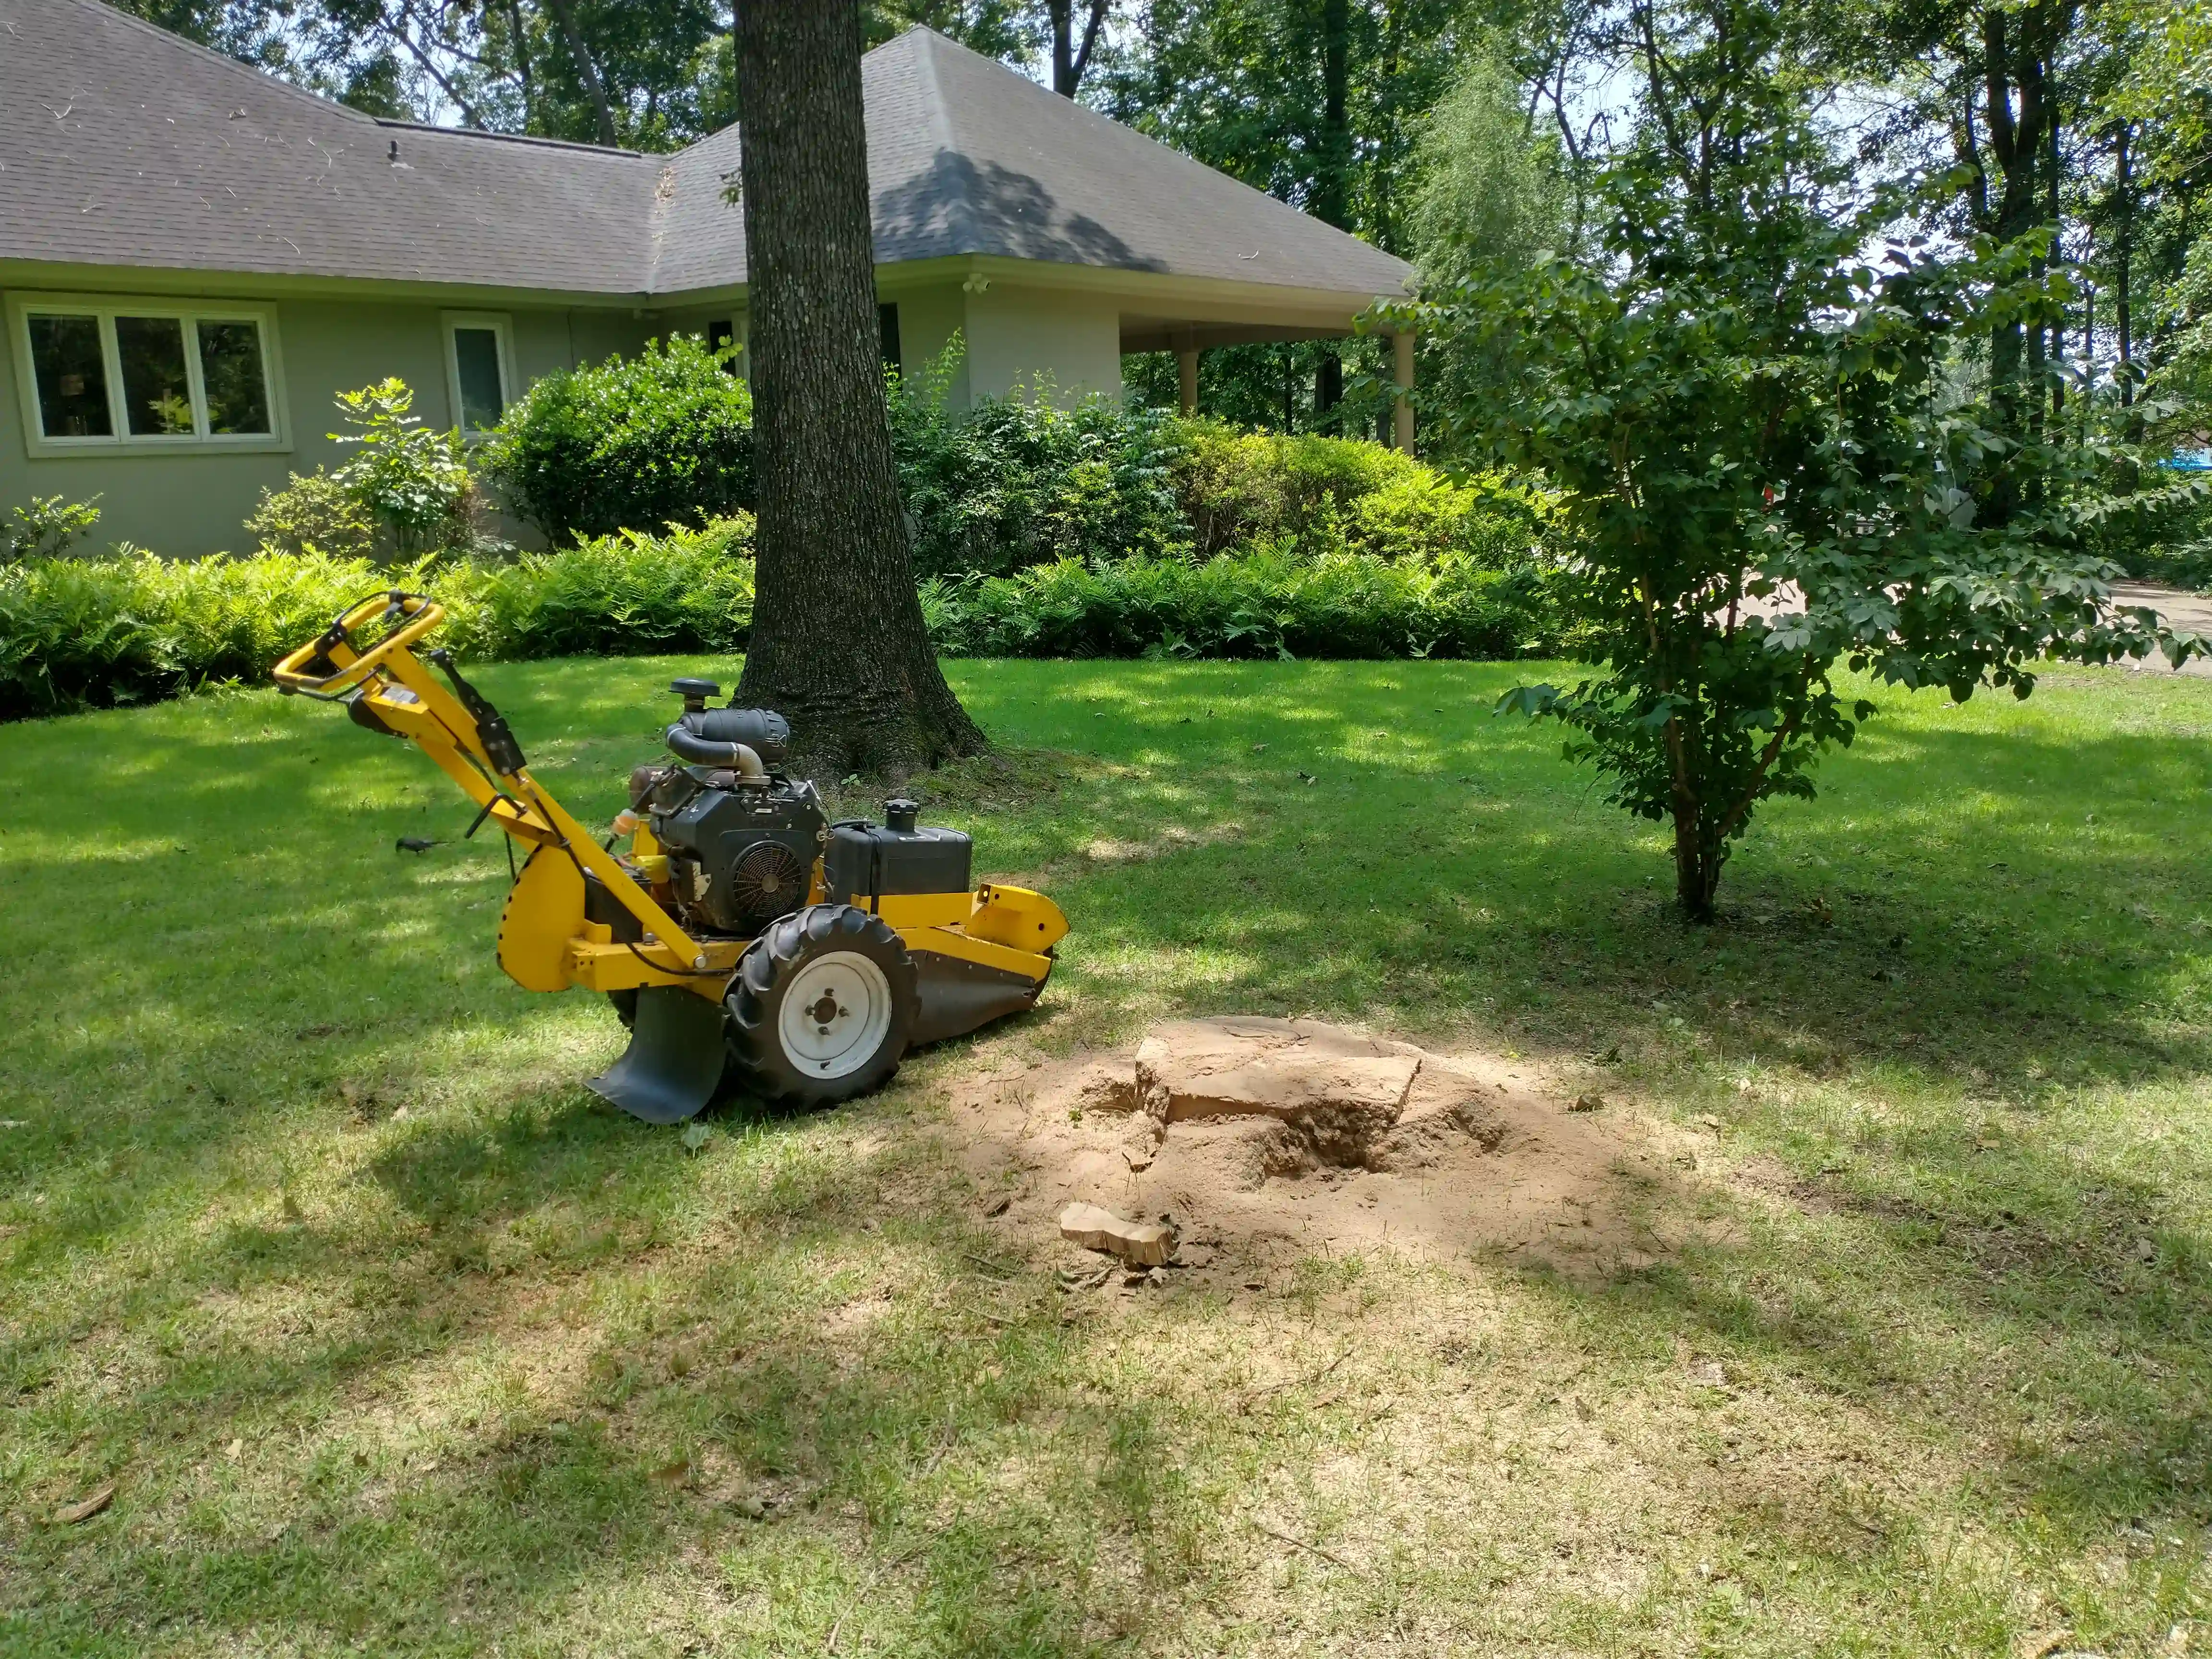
[1058,1202,1176,1266]
[53,1482,114,1525]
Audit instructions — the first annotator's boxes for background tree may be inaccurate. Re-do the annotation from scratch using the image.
[729,0,987,773]
[1398,0,2187,918]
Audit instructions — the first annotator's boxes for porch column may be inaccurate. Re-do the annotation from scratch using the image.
[1177,343,1200,415]
[1392,330,1415,452]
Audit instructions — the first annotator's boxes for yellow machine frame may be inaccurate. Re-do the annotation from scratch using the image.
[274,592,1066,1007]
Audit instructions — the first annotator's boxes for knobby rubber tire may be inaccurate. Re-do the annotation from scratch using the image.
[724,903,917,1105]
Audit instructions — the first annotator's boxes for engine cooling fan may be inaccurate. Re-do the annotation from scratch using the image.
[728,842,809,933]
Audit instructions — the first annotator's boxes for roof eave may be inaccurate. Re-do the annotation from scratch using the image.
[0,258,657,310]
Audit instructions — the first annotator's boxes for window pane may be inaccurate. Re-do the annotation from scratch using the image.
[115,315,195,435]
[452,327,505,429]
[196,320,270,434]
[27,314,111,438]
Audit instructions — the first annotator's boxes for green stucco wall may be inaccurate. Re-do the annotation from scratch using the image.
[0,274,1128,559]
[0,289,652,556]
[885,281,1122,411]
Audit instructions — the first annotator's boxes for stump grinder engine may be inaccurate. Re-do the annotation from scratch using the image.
[275,591,1067,1123]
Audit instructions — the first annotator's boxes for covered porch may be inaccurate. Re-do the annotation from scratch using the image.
[1120,312,1417,450]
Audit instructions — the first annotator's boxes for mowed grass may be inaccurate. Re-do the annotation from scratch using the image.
[3,654,2211,1656]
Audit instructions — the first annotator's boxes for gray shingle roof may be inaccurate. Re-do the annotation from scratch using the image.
[0,0,1412,303]
[0,0,661,292]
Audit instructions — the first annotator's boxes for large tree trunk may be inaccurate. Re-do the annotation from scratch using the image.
[2115,120,2139,431]
[1311,0,1353,423]
[1976,3,2064,444]
[731,0,987,777]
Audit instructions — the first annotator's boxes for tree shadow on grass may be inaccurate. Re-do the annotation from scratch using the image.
[10,660,2212,1647]
[974,694,2212,1559]
[1021,707,2212,1096]
[8,1076,1169,1655]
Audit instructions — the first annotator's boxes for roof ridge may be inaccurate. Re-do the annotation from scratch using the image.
[49,0,379,127]
[909,27,982,259]
[883,20,1409,277]
[51,0,647,160]
[373,117,647,159]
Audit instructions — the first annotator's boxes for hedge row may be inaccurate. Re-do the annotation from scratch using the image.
[475,334,1559,580]
[0,521,1570,720]
[0,522,755,720]
[921,550,1568,661]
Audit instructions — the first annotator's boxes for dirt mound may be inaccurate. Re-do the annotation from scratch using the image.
[946,1017,1667,1283]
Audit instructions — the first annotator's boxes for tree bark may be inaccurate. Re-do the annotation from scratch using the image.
[543,0,618,146]
[506,0,534,129]
[1050,0,1110,98]
[1975,2,2065,441]
[2115,119,2137,421]
[731,0,987,777]
[1311,0,1352,422]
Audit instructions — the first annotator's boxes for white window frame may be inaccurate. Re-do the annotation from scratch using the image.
[441,311,515,438]
[6,292,289,457]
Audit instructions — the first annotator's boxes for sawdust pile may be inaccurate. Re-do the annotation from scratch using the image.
[948,1017,1670,1283]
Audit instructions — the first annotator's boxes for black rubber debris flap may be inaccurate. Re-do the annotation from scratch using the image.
[588,985,727,1124]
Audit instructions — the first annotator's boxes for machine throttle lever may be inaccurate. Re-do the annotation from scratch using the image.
[426,648,528,776]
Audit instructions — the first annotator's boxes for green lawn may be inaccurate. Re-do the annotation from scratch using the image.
[3,655,2210,1656]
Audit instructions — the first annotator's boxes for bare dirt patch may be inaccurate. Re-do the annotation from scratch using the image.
[944,1016,1674,1283]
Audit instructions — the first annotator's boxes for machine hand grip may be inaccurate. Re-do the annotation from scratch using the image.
[273,592,445,695]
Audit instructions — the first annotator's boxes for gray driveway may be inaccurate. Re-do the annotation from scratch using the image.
[2112,581,2212,678]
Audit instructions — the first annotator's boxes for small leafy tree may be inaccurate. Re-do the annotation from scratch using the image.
[245,468,376,559]
[1395,0,2195,920]
[5,494,102,562]
[329,378,473,558]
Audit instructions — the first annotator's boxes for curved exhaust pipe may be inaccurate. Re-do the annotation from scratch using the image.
[664,722,768,780]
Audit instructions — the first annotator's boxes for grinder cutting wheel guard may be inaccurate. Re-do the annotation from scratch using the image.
[273,591,1067,1123]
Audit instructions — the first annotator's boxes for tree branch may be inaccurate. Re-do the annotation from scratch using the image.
[543,0,617,145]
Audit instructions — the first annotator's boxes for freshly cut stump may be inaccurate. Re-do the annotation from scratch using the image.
[950,1014,1667,1281]
[1058,1202,1176,1266]
[1131,1018,1421,1168]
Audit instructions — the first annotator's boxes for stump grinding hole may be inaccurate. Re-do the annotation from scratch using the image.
[946,1017,1674,1283]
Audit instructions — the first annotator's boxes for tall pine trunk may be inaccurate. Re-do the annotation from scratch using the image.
[731,0,986,778]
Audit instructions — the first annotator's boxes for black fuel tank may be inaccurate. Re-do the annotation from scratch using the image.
[823,816,973,902]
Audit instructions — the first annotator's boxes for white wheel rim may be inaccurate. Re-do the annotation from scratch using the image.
[778,950,895,1080]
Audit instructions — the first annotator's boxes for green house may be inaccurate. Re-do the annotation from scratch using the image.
[0,0,1415,553]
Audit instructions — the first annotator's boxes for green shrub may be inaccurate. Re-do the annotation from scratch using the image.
[483,336,755,542]
[0,519,754,721]
[4,495,103,563]
[0,547,427,719]
[922,547,1574,662]
[2088,470,2212,592]
[1165,418,1551,564]
[330,378,475,558]
[443,517,757,661]
[245,468,376,558]
[0,516,1579,721]
[887,355,1188,576]
[473,330,1551,578]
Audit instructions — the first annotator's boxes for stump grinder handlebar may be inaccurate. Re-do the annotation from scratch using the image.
[274,592,726,987]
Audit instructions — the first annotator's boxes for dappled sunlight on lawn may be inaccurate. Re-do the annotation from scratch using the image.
[3,656,2210,1653]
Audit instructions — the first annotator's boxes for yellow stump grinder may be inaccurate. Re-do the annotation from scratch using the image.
[275,591,1067,1123]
